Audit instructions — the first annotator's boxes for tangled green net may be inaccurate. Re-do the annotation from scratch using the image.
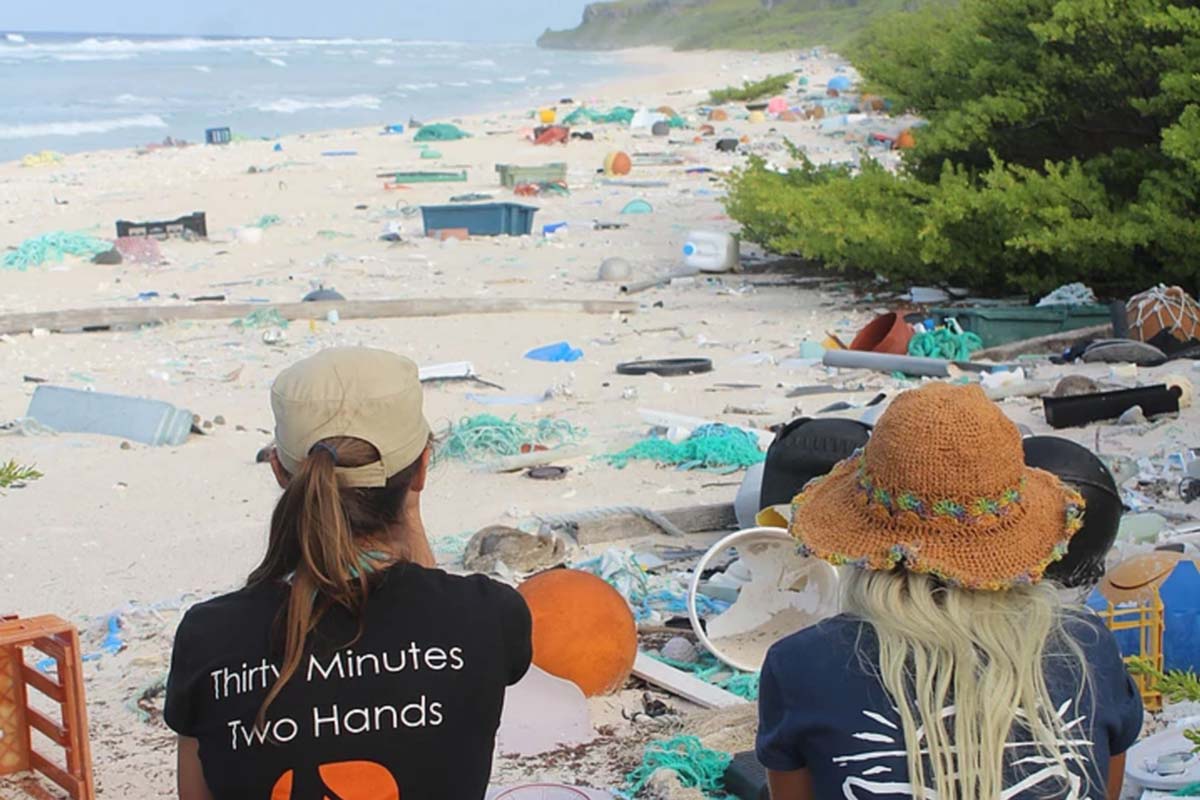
[436,414,586,464]
[606,424,764,472]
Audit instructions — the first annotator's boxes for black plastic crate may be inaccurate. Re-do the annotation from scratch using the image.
[115,212,207,240]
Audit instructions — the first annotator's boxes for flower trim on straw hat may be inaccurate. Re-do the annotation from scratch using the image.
[854,455,1025,524]
[792,480,1086,592]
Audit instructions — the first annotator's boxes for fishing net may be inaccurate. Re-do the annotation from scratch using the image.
[3,231,112,270]
[436,414,586,464]
[605,424,764,472]
[624,735,734,798]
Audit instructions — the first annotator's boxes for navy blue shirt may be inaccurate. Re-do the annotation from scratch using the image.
[757,611,1143,798]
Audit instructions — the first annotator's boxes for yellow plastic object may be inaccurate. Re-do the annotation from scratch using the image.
[1094,592,1166,711]
[748,110,767,124]
[755,505,791,529]
[538,108,556,124]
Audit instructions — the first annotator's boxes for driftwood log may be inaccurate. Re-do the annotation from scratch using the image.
[562,503,738,545]
[0,297,638,336]
[974,323,1111,361]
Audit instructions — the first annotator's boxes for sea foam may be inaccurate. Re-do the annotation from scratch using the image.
[255,95,382,114]
[0,114,168,140]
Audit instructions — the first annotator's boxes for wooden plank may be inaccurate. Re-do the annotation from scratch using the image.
[572,503,738,545]
[974,323,1111,361]
[27,707,68,746]
[0,297,639,336]
[633,652,746,709]
[21,663,64,702]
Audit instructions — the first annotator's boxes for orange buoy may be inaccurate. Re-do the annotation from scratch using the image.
[699,124,715,136]
[604,151,632,176]
[518,569,637,697]
[895,129,917,150]
[739,135,750,144]
[708,109,728,122]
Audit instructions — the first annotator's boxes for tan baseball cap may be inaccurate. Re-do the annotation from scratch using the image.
[270,347,431,488]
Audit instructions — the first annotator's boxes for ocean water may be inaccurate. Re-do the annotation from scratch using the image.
[0,31,634,162]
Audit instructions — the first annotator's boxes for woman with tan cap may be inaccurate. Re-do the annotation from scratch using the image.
[757,383,1143,800]
[164,347,532,800]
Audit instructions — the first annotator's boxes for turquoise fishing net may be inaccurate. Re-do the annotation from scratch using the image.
[908,328,983,360]
[3,231,112,270]
[625,735,734,798]
[436,414,586,464]
[650,651,760,700]
[606,424,764,471]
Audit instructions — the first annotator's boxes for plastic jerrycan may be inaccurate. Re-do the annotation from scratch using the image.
[682,230,739,273]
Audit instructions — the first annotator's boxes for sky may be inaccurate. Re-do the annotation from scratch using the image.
[4,0,595,43]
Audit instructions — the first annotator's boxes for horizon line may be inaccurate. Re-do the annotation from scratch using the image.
[2,28,537,45]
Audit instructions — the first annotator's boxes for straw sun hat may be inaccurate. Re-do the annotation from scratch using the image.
[790,382,1085,590]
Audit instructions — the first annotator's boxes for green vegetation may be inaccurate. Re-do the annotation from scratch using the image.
[1129,659,1200,750]
[710,73,795,104]
[0,459,42,491]
[538,0,913,52]
[725,0,1200,296]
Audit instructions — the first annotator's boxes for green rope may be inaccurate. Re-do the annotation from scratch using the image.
[436,414,586,464]
[625,735,733,798]
[650,652,760,700]
[3,231,111,270]
[606,424,764,472]
[908,327,983,360]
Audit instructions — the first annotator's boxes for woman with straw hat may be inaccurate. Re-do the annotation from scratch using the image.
[757,383,1143,799]
[165,348,532,799]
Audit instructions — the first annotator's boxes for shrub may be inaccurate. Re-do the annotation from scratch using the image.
[709,73,793,104]
[725,0,1200,296]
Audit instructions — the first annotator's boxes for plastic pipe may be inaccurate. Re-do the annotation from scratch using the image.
[822,348,952,377]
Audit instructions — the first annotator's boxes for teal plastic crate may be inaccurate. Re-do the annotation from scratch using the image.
[420,203,538,236]
[931,305,1112,347]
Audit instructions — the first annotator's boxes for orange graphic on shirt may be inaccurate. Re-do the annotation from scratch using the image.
[270,760,400,800]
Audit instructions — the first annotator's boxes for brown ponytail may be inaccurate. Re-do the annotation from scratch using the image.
[248,436,426,730]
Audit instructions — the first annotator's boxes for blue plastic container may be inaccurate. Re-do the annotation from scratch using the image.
[420,203,538,237]
[27,385,193,446]
[205,127,231,145]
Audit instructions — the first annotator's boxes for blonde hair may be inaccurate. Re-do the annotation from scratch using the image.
[842,568,1093,798]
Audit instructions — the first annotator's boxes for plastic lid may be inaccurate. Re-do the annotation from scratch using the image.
[682,243,695,255]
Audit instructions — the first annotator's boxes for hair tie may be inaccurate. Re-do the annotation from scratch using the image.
[308,442,339,464]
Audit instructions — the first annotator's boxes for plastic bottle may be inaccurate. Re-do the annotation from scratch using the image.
[26,385,193,446]
[682,230,739,273]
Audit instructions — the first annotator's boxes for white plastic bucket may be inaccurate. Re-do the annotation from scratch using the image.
[687,526,839,672]
[682,230,739,273]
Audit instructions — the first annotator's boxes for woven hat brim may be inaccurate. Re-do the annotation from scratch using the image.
[789,459,1084,591]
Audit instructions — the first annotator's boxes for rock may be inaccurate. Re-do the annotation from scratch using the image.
[213,415,226,425]
[597,257,632,282]
[92,249,122,265]
[462,525,566,573]
[661,636,699,664]
[120,441,131,450]
[1052,375,1099,398]
[1117,405,1147,426]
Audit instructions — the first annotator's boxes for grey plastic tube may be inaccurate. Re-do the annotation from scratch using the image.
[822,349,952,377]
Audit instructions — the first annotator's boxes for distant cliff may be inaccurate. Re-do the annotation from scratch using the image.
[537,0,913,51]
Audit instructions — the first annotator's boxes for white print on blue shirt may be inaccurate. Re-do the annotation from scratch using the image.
[833,699,1096,799]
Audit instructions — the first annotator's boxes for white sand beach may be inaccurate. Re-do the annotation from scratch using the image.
[1,46,1195,798]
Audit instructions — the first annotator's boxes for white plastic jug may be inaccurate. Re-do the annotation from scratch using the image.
[682,230,739,273]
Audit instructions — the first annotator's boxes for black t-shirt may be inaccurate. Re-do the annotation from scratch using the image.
[165,563,532,800]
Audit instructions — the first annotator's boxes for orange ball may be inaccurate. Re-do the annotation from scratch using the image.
[895,129,917,150]
[708,109,728,122]
[604,151,632,176]
[518,569,637,697]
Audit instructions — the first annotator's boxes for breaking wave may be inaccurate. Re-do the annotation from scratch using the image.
[0,114,168,140]
[255,94,382,114]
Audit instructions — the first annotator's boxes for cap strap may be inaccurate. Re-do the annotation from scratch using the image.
[308,441,339,464]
